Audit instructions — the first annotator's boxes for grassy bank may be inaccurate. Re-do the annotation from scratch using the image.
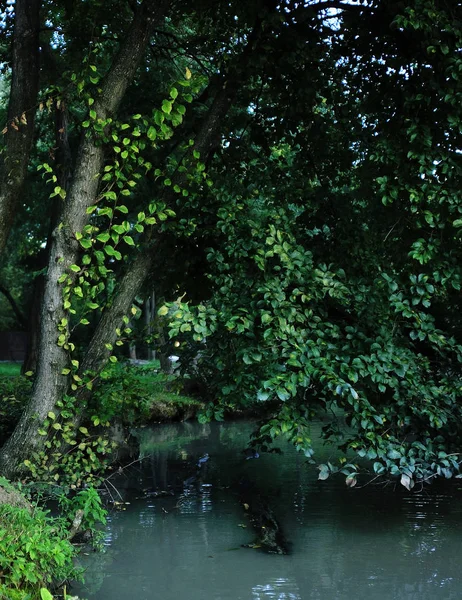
[91,361,204,425]
[0,360,202,444]
[0,361,22,377]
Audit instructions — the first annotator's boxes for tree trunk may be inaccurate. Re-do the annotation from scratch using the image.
[0,0,167,478]
[80,253,153,374]
[0,0,40,256]
[21,276,42,375]
[23,102,73,375]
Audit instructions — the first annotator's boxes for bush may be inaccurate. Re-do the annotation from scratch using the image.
[59,486,107,535]
[0,501,81,599]
[90,361,198,425]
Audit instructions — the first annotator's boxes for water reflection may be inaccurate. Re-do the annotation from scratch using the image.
[252,578,302,600]
[75,421,462,600]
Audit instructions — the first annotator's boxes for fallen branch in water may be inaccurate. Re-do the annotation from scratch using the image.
[238,481,288,554]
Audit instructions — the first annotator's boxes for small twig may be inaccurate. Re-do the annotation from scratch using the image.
[354,473,384,489]
[104,457,145,482]
[383,218,401,243]
[102,481,115,503]
[104,478,123,502]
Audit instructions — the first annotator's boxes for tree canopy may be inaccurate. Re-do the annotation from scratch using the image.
[1,0,462,490]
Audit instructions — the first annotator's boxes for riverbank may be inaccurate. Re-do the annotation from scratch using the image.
[0,361,204,600]
[0,360,273,599]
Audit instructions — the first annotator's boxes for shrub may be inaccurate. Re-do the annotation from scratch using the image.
[59,486,107,535]
[90,361,197,425]
[0,501,81,599]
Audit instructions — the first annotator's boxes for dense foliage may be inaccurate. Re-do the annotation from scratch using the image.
[0,479,81,600]
[0,0,461,494]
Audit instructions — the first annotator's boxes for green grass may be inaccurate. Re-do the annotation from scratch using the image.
[0,362,22,377]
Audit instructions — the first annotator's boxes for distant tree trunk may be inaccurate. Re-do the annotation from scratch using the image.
[0,0,40,256]
[150,291,156,361]
[144,290,156,360]
[129,335,137,362]
[0,284,26,329]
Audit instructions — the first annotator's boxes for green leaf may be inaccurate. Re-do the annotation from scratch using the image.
[387,449,401,460]
[40,588,54,600]
[154,110,164,126]
[318,465,330,480]
[276,388,290,401]
[80,238,92,249]
[162,100,173,114]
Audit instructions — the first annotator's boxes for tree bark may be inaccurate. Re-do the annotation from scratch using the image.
[0,0,41,256]
[0,0,168,478]
[23,102,73,375]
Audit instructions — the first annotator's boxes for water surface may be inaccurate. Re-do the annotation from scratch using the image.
[75,421,462,600]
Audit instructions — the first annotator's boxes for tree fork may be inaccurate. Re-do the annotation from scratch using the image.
[0,0,168,478]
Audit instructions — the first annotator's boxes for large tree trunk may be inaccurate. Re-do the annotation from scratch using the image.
[0,0,167,478]
[23,102,73,375]
[0,0,40,256]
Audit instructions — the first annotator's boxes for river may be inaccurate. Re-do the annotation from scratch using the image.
[74,420,462,600]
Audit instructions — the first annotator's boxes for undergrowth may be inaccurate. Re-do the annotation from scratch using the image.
[0,478,107,600]
[0,362,199,598]
[90,361,200,425]
[0,486,80,600]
